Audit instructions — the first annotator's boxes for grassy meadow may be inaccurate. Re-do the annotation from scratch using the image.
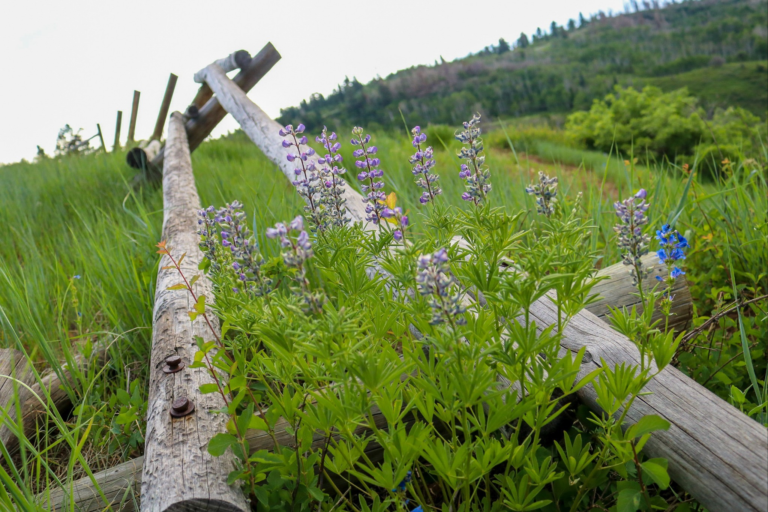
[0,117,766,507]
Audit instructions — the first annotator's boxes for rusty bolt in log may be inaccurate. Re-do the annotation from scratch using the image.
[169,397,195,418]
[162,355,185,374]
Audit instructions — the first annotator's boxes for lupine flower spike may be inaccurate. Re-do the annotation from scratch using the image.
[279,124,323,229]
[416,248,466,326]
[655,223,689,301]
[197,201,271,296]
[316,127,349,227]
[613,189,651,290]
[525,172,559,217]
[456,114,491,204]
[381,193,409,242]
[409,126,441,204]
[352,126,386,223]
[266,216,324,313]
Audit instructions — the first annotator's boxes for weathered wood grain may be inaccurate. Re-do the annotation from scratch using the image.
[531,298,767,512]
[589,252,692,332]
[151,74,178,141]
[149,43,280,173]
[0,348,34,451]
[140,112,247,512]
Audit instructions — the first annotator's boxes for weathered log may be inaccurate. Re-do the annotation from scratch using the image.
[589,253,692,332]
[0,349,108,458]
[141,112,247,512]
[189,50,251,113]
[127,91,140,144]
[196,65,765,511]
[0,348,34,451]
[151,74,178,141]
[149,43,281,173]
[114,111,123,151]
[126,140,162,170]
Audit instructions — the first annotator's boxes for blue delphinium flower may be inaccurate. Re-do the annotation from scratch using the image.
[352,126,386,224]
[456,114,491,204]
[410,126,441,204]
[392,471,412,492]
[613,189,652,290]
[279,124,322,229]
[416,248,466,326]
[525,171,559,217]
[655,223,689,299]
[316,126,349,227]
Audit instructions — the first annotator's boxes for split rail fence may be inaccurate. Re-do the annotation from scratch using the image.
[1,43,765,512]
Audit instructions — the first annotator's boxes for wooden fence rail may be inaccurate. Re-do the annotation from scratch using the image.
[195,61,767,512]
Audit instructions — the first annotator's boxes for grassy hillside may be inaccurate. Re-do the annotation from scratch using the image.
[278,0,768,131]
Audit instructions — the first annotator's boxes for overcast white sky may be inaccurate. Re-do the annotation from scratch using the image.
[1,0,629,164]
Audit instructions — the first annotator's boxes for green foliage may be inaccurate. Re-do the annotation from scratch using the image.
[566,85,766,177]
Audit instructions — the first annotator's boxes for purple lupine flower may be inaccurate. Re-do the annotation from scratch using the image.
[315,127,348,226]
[613,189,651,288]
[456,114,491,204]
[409,126,441,204]
[197,201,271,297]
[525,172,559,217]
[352,126,386,224]
[416,248,466,326]
[266,217,324,313]
[279,124,323,229]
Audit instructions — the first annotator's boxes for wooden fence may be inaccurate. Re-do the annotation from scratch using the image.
[1,44,765,512]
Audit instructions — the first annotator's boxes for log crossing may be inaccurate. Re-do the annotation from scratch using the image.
[148,44,280,174]
[140,112,247,512]
[195,62,766,512]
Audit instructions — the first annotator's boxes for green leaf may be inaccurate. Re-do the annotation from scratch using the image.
[166,283,187,291]
[199,383,219,394]
[207,433,237,457]
[641,458,670,490]
[617,487,643,512]
[189,274,200,286]
[249,414,268,431]
[626,415,670,440]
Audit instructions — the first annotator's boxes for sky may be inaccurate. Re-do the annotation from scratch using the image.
[1,0,629,164]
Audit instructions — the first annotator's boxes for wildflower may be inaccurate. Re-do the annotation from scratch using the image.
[392,471,412,492]
[316,126,349,227]
[381,193,409,243]
[198,201,271,296]
[409,126,441,204]
[613,189,652,288]
[266,216,323,313]
[351,126,386,223]
[525,172,559,217]
[416,248,466,326]
[655,224,689,297]
[280,124,323,229]
[73,275,81,279]
[456,114,491,204]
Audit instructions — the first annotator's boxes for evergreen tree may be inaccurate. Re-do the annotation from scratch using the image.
[497,38,510,54]
[517,32,529,48]
[567,18,576,31]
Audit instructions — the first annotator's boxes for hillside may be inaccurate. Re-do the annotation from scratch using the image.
[278,0,768,131]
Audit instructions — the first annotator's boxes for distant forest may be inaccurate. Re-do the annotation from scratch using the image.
[278,0,768,132]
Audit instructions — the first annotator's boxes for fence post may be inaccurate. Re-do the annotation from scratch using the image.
[114,111,123,151]
[127,91,140,144]
[151,74,178,141]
